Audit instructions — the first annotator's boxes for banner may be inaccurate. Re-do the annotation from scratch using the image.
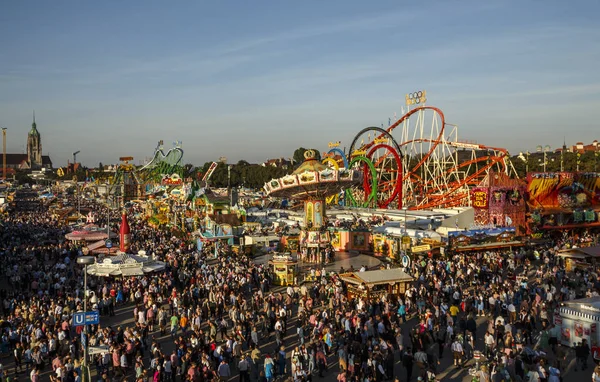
[472,189,489,209]
[526,172,600,209]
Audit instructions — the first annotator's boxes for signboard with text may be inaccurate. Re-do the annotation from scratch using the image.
[472,189,489,209]
[73,311,100,327]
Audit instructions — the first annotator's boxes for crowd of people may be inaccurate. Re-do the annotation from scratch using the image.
[0,188,599,382]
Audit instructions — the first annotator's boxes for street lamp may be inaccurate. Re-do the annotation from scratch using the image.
[77,255,95,382]
[537,145,551,172]
[2,128,6,180]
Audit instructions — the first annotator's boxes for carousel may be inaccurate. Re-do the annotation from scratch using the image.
[65,224,117,242]
[264,150,361,263]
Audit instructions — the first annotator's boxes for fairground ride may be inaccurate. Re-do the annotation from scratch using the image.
[337,91,518,210]
[137,141,186,184]
[109,156,142,204]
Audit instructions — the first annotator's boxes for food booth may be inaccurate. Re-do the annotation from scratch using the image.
[556,297,600,347]
[557,246,600,272]
[268,253,298,286]
[339,268,414,300]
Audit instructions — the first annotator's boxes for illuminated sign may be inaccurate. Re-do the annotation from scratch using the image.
[161,173,183,186]
[352,150,367,157]
[373,138,388,144]
[328,141,341,148]
[411,244,431,253]
[472,190,488,209]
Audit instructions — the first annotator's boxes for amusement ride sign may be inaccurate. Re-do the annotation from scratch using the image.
[161,173,183,186]
[472,190,489,209]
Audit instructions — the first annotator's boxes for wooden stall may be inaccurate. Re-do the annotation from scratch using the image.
[340,268,414,300]
[557,246,600,272]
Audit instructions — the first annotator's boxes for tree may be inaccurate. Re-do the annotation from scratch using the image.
[14,171,32,184]
[293,147,307,165]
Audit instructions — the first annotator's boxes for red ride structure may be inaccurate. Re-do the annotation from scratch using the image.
[347,91,518,210]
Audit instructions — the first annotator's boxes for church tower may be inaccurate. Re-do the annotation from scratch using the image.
[27,111,42,168]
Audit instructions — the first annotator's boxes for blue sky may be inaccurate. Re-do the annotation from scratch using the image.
[1,1,599,167]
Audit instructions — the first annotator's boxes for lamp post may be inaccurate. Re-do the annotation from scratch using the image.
[77,255,95,382]
[2,127,6,180]
[537,145,551,172]
[107,203,111,238]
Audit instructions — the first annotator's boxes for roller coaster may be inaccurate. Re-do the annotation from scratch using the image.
[327,91,517,210]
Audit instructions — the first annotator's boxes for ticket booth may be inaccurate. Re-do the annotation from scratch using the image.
[269,253,298,286]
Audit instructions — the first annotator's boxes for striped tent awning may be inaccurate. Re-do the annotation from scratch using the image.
[559,307,600,322]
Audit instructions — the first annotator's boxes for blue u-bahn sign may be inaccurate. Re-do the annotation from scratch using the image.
[73,311,100,327]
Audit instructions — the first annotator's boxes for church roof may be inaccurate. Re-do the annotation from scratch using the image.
[4,154,28,166]
[42,155,52,165]
[3,154,52,166]
[29,124,40,136]
[29,112,40,136]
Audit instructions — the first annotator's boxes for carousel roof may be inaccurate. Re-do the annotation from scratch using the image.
[85,252,166,277]
[264,150,361,200]
[292,151,327,175]
[65,224,118,241]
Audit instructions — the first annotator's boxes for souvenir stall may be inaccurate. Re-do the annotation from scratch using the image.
[556,297,600,347]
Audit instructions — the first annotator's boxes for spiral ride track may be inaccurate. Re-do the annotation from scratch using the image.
[348,91,517,210]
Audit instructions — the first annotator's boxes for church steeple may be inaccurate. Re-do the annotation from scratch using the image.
[30,110,39,136]
[27,111,42,167]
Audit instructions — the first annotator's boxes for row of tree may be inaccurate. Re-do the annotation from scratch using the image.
[15,148,600,188]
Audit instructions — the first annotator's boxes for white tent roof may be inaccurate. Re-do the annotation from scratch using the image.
[85,253,166,277]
